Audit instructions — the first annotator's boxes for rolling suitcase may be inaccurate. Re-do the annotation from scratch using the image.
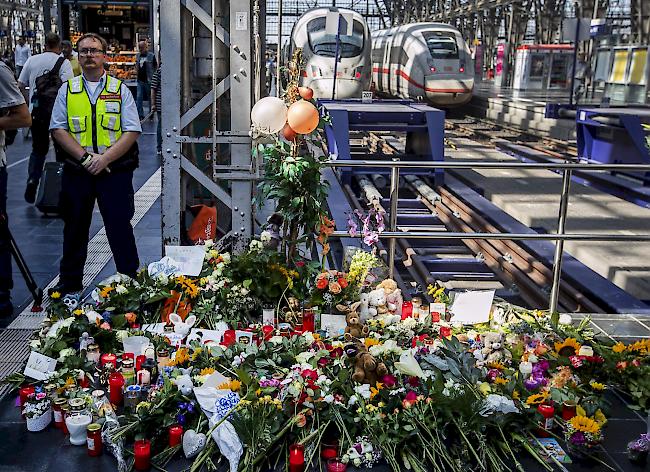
[35,161,64,215]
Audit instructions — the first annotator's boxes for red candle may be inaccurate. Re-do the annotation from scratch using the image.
[439,326,452,338]
[561,403,576,421]
[537,404,555,438]
[101,353,117,368]
[108,371,125,406]
[302,310,315,332]
[401,301,413,320]
[122,352,135,362]
[168,424,183,447]
[135,355,146,371]
[222,330,236,347]
[327,459,348,472]
[133,439,151,471]
[289,443,305,472]
[79,374,90,388]
[321,441,338,460]
[262,325,274,341]
[18,385,35,407]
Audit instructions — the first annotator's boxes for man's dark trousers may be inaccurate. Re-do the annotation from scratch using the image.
[59,165,140,287]
[0,167,12,294]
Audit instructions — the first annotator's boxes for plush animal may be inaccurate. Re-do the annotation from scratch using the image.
[358,292,371,322]
[169,313,197,338]
[377,278,402,316]
[480,332,512,365]
[337,302,368,340]
[351,343,388,385]
[367,288,387,317]
[172,368,194,395]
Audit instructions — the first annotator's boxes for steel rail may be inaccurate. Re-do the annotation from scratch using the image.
[326,160,650,171]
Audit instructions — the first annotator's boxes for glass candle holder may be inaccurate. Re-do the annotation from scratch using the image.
[108,371,124,406]
[289,443,305,472]
[168,424,183,447]
[321,440,338,460]
[101,353,117,368]
[326,458,348,472]
[133,439,151,471]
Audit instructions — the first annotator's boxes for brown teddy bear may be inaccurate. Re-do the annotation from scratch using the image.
[337,302,368,340]
[350,343,388,385]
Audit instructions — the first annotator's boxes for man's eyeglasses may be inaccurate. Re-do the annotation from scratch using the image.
[78,48,105,56]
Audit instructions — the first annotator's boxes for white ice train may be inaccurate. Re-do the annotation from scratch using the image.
[371,23,474,106]
[287,7,371,99]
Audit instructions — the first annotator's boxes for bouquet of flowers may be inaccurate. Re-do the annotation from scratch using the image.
[23,392,50,419]
[311,270,354,309]
[564,415,603,450]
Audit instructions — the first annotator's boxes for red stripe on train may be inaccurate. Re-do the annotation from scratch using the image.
[371,67,471,93]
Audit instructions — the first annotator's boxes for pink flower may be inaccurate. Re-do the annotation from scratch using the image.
[317,357,330,367]
[406,376,420,388]
[381,374,397,388]
[99,322,111,330]
[404,390,418,402]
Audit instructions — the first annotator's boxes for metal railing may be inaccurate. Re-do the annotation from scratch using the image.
[324,159,650,316]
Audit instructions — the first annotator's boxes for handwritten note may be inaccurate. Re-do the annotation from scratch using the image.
[147,256,181,278]
[321,314,347,338]
[24,352,57,381]
[165,246,206,276]
[449,290,495,325]
[142,323,166,335]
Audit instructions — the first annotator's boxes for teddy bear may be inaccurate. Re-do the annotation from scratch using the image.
[350,343,388,385]
[337,302,368,340]
[169,313,197,338]
[377,278,402,316]
[480,332,512,365]
[358,292,371,322]
[367,287,387,317]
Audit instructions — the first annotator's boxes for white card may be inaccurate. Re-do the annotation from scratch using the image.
[164,245,205,276]
[449,290,495,325]
[147,256,181,278]
[142,323,166,334]
[430,303,446,316]
[235,330,254,345]
[321,314,347,338]
[187,328,226,346]
[24,352,57,381]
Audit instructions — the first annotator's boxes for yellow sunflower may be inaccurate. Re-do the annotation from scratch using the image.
[365,338,380,348]
[218,379,241,392]
[512,390,520,400]
[554,338,581,357]
[170,347,190,366]
[99,286,114,298]
[50,291,61,299]
[526,392,549,405]
[627,339,650,354]
[589,380,605,391]
[494,377,508,385]
[612,342,626,353]
[487,361,506,371]
[569,415,601,434]
[199,367,215,376]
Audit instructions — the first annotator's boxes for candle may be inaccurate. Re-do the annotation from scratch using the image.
[440,326,452,338]
[168,424,183,447]
[122,352,135,362]
[262,324,274,341]
[302,309,315,332]
[18,385,35,407]
[401,301,413,320]
[108,371,125,406]
[133,439,151,471]
[321,441,338,460]
[101,353,117,368]
[137,369,151,386]
[327,459,347,472]
[222,330,236,347]
[289,443,305,472]
[135,355,146,371]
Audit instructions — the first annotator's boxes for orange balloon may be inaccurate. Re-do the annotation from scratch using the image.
[299,86,314,100]
[282,123,297,141]
[287,100,319,134]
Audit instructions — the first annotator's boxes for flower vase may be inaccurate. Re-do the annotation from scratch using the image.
[26,408,52,432]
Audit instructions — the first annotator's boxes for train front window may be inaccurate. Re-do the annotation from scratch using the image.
[307,17,365,58]
[423,32,459,59]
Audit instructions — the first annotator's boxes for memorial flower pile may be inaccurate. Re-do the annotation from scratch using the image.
[3,239,648,472]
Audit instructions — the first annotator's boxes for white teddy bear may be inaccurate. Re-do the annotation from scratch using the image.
[169,313,197,338]
[358,292,371,322]
[367,288,387,318]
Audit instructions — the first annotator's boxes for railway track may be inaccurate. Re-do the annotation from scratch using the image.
[334,131,608,313]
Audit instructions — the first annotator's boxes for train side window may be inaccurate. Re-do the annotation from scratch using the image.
[422,31,459,59]
[390,46,409,66]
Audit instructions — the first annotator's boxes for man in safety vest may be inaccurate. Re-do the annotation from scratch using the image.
[49,33,141,295]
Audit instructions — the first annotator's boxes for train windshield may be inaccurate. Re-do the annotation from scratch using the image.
[307,17,365,58]
[422,31,459,59]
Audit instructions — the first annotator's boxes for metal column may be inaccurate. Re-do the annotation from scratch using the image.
[160,0,254,248]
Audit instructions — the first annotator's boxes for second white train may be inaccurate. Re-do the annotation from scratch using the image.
[371,23,474,106]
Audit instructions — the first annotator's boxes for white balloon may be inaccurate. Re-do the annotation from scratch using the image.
[250,97,288,134]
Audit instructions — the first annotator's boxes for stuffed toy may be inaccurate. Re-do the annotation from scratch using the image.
[351,343,388,385]
[172,368,194,395]
[169,313,197,338]
[377,278,402,316]
[358,292,371,322]
[480,332,512,365]
[367,287,387,317]
[337,302,368,340]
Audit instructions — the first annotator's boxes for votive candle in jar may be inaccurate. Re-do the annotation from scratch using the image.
[121,358,135,386]
[326,458,348,472]
[156,347,170,372]
[135,355,146,372]
[86,423,102,456]
[289,443,305,472]
[401,300,413,319]
[53,397,67,429]
[321,440,338,460]
[101,353,117,369]
[168,424,183,447]
[86,344,101,365]
[133,439,151,471]
[18,385,35,407]
[137,368,151,386]
[302,309,315,332]
[108,371,125,406]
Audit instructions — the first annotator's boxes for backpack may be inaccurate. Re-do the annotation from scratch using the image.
[31,56,65,124]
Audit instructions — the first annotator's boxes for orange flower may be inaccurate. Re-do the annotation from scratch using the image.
[338,277,348,288]
[328,281,342,294]
[295,413,307,428]
[316,278,328,290]
[125,312,137,323]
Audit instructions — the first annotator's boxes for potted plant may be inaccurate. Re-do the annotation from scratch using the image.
[23,392,52,432]
[627,433,649,465]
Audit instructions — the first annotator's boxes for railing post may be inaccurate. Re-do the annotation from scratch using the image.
[388,158,400,279]
[550,169,572,324]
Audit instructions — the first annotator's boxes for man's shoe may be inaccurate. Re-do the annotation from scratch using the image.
[24,179,38,204]
[48,282,83,297]
[0,292,13,317]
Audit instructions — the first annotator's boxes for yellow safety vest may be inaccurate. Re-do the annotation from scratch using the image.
[66,75,123,154]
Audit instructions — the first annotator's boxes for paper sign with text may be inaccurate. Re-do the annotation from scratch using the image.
[449,290,495,325]
[24,352,57,381]
[165,245,205,276]
[321,314,347,338]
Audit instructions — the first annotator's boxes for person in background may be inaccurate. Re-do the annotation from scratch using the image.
[62,40,82,76]
[49,33,141,295]
[150,60,162,155]
[18,32,73,203]
[0,60,32,316]
[14,37,31,78]
[135,40,156,119]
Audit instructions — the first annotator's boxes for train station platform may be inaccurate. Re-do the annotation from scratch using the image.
[444,134,650,303]
[465,81,597,141]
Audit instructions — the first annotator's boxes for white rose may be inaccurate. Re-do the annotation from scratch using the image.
[354,384,371,400]
[559,314,573,325]
[295,351,314,364]
[269,335,284,344]
[519,361,533,376]
[58,348,75,362]
[260,231,272,243]
[324,394,334,403]
[115,284,128,294]
[528,354,539,363]
[115,330,129,342]
[302,332,315,344]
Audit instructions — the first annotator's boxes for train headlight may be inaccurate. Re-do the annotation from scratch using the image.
[430,67,436,73]
[459,66,465,73]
